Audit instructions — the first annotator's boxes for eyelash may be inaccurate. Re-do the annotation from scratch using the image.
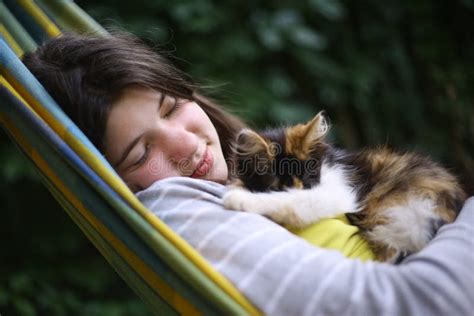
[163,97,182,118]
[134,143,150,166]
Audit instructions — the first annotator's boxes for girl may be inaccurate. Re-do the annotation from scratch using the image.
[23,32,473,315]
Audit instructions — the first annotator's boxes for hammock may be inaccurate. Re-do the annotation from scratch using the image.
[0,1,260,315]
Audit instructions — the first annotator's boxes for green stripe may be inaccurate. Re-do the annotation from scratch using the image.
[4,0,47,43]
[1,3,37,52]
[35,0,108,35]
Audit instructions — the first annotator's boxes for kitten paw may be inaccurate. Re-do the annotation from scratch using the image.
[223,189,257,213]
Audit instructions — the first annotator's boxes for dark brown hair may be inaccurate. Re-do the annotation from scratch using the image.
[22,32,246,163]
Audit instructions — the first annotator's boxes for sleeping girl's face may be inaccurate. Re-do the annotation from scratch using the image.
[104,86,228,192]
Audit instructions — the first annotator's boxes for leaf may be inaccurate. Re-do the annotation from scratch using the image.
[12,297,36,316]
[308,0,346,20]
[289,25,327,50]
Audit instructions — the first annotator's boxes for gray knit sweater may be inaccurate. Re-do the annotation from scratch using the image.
[136,177,474,316]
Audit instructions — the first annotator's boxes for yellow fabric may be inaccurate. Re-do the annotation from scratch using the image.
[291,215,375,261]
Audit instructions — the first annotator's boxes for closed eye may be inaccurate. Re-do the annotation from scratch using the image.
[162,96,183,118]
[133,143,151,167]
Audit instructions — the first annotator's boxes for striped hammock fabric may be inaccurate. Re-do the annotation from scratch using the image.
[0,1,260,315]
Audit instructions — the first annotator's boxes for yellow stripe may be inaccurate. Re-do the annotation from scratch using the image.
[0,25,24,56]
[3,70,261,315]
[1,77,40,119]
[17,0,61,38]
[0,102,201,316]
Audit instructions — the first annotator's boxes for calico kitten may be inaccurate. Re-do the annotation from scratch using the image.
[223,112,466,262]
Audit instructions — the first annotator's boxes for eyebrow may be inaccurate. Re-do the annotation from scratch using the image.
[113,133,144,168]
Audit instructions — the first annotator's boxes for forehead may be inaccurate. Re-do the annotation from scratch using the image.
[111,86,159,116]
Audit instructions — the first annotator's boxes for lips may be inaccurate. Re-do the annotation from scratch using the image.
[191,148,213,178]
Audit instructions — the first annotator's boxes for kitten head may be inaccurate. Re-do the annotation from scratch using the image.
[231,111,330,192]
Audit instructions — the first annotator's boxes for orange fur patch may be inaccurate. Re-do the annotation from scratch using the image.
[285,112,328,160]
[347,147,466,261]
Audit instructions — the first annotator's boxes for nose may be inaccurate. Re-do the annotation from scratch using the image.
[158,124,199,163]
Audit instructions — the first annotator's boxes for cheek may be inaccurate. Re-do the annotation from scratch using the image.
[183,104,214,132]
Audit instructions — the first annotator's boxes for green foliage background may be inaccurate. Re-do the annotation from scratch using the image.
[1,0,473,314]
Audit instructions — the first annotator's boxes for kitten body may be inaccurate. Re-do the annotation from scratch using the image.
[223,112,466,262]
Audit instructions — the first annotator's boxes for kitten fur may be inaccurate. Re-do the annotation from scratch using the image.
[223,112,466,262]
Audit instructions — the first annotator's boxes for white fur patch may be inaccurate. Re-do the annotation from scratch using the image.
[223,162,359,228]
[367,196,440,257]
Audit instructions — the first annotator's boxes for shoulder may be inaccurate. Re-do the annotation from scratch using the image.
[136,177,228,208]
[138,176,227,194]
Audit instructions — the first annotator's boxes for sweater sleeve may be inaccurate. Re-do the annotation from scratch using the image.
[136,177,474,316]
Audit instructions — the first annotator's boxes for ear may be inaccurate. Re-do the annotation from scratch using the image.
[303,111,329,146]
[234,128,271,157]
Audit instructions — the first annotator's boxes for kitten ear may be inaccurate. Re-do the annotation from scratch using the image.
[285,111,329,160]
[304,111,329,146]
[235,128,270,156]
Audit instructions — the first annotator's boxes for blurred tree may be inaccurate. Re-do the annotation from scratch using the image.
[1,0,473,314]
[74,0,473,190]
